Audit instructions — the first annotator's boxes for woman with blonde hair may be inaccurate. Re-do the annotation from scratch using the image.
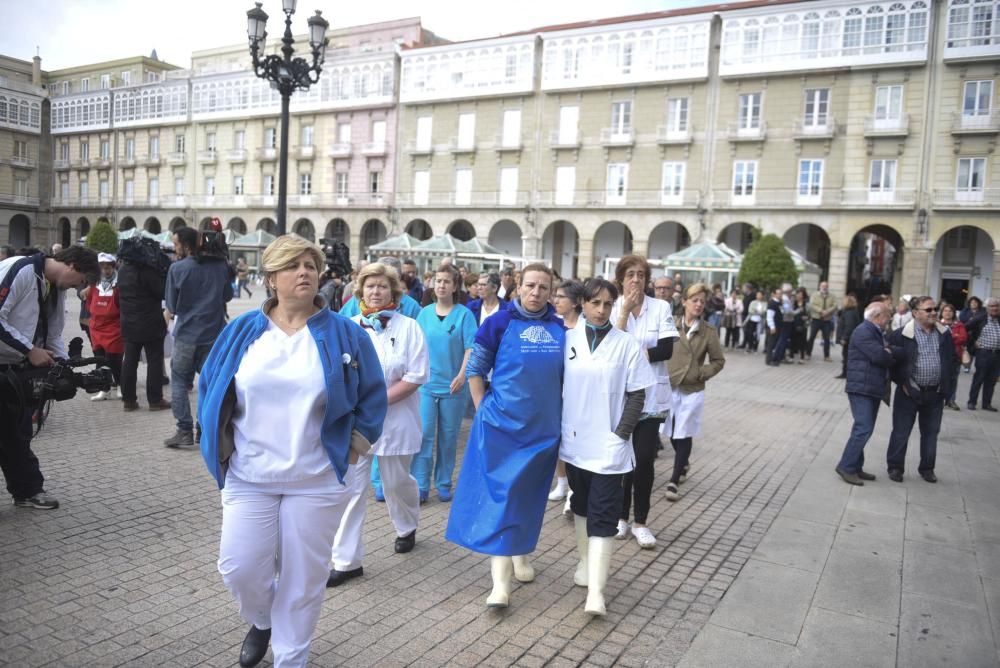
[197,235,387,668]
[663,283,726,503]
[327,263,429,588]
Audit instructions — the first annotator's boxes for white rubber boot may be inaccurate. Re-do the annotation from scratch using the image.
[584,537,614,616]
[90,391,108,402]
[512,555,535,583]
[563,489,573,517]
[548,477,569,501]
[486,556,512,608]
[573,514,589,587]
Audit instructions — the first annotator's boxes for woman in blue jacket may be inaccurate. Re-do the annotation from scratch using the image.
[197,235,387,668]
[446,264,565,609]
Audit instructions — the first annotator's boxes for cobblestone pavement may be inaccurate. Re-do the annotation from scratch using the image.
[1,296,993,667]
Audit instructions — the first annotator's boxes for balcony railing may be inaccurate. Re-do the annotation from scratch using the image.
[256,147,277,161]
[404,141,433,155]
[285,192,393,208]
[95,157,112,170]
[197,149,218,164]
[72,158,91,169]
[327,142,352,158]
[933,188,1000,207]
[361,141,387,156]
[167,152,187,165]
[494,134,522,152]
[227,149,248,162]
[840,188,916,207]
[792,117,837,140]
[0,194,40,207]
[395,191,529,207]
[54,158,71,170]
[139,154,162,167]
[710,188,917,208]
[119,155,136,168]
[726,122,767,142]
[449,138,476,154]
[7,155,37,169]
[600,127,634,147]
[656,125,693,144]
[951,111,1000,135]
[536,189,700,208]
[295,145,315,160]
[549,130,580,149]
[863,115,910,137]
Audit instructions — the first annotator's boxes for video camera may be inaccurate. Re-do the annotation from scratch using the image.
[199,217,230,262]
[319,238,352,278]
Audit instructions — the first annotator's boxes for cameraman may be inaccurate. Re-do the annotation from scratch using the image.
[0,247,99,509]
[163,227,233,448]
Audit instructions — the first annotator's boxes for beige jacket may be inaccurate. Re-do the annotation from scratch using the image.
[667,318,726,393]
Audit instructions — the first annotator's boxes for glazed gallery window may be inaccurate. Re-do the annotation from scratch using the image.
[803,89,830,127]
[797,159,823,204]
[738,93,762,129]
[606,163,629,205]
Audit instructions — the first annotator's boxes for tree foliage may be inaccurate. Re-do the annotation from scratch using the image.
[85,221,118,255]
[737,232,797,290]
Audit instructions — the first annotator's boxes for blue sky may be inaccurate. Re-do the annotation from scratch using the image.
[6,0,709,71]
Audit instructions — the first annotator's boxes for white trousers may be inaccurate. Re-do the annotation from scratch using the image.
[330,454,420,571]
[218,467,358,668]
[330,455,372,571]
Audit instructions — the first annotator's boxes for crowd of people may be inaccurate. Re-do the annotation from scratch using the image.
[3,233,997,668]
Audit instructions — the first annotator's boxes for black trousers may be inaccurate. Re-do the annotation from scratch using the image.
[969,349,1000,408]
[670,437,693,484]
[566,463,624,537]
[0,397,44,499]
[121,338,165,404]
[621,418,663,525]
[94,348,123,386]
[743,321,759,351]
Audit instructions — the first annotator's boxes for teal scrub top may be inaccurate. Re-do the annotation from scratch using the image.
[416,303,477,395]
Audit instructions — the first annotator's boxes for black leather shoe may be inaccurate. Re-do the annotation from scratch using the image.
[326,566,363,587]
[239,625,270,668]
[888,469,904,483]
[983,406,998,413]
[920,471,938,483]
[968,403,977,411]
[394,530,416,554]
[857,470,876,481]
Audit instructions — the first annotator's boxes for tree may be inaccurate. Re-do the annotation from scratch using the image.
[85,221,118,255]
[737,232,797,290]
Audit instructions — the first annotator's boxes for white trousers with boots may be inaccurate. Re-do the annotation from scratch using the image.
[218,467,358,668]
[379,454,419,537]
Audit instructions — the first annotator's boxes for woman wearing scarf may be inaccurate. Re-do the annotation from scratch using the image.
[446,264,565,609]
[86,253,124,401]
[327,263,429,587]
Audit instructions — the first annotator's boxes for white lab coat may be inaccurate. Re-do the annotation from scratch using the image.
[352,312,429,456]
[611,296,679,415]
[560,325,656,474]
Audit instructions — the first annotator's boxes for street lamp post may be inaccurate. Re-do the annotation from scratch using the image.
[246,1,328,236]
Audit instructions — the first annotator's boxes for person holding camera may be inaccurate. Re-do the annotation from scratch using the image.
[0,247,99,509]
[163,227,233,448]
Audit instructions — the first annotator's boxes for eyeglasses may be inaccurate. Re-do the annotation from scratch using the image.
[917,307,937,313]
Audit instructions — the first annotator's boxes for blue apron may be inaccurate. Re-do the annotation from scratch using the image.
[445,313,564,555]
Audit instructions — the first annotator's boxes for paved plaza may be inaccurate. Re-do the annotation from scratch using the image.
[2,295,999,667]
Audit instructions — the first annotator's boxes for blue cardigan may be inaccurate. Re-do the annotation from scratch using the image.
[197,299,387,489]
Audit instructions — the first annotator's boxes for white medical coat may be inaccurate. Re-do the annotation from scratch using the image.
[611,296,679,415]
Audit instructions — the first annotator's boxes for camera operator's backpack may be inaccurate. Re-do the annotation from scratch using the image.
[118,237,171,276]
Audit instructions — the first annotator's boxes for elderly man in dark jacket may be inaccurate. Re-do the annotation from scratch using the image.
[835,302,901,485]
[118,252,170,411]
[885,296,959,483]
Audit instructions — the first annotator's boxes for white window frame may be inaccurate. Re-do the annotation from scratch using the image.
[335,172,349,196]
[797,159,823,205]
[263,174,275,197]
[100,140,110,160]
[80,78,90,92]
[962,80,994,129]
[175,134,185,154]
[454,168,473,205]
[803,88,830,129]
[661,162,686,205]
[234,175,244,196]
[558,105,579,145]
[148,177,158,203]
[665,97,689,138]
[174,177,184,196]
[606,163,629,205]
[956,157,987,202]
[610,101,632,140]
[868,159,897,203]
[299,173,312,196]
[413,170,430,205]
[100,74,110,90]
[370,170,382,194]
[206,132,216,152]
[732,160,757,205]
[416,117,433,151]
[205,177,215,198]
[264,127,276,148]
[79,179,89,203]
[124,178,134,205]
[80,141,89,160]
[60,180,69,202]
[98,179,109,203]
[121,71,131,86]
[301,125,314,147]
[501,109,521,148]
[499,167,518,205]
[149,136,159,158]
[738,93,762,132]
[555,165,575,206]
[457,113,476,150]
[371,120,387,145]
[125,138,134,160]
[874,85,904,129]
[234,130,246,150]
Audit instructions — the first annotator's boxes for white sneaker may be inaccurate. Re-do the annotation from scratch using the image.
[113,387,123,400]
[614,519,629,540]
[90,391,108,402]
[548,477,569,501]
[562,490,573,517]
[665,483,680,501]
[632,526,657,549]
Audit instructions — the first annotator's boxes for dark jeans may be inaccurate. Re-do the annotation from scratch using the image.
[837,393,881,474]
[743,321,760,352]
[771,322,793,362]
[121,338,165,404]
[669,437,693,484]
[93,348,123,386]
[809,320,834,359]
[724,325,741,348]
[969,349,1000,408]
[237,279,253,298]
[621,418,663,525]
[764,327,777,362]
[887,385,944,474]
[0,399,44,499]
[566,463,624,538]
[171,339,213,433]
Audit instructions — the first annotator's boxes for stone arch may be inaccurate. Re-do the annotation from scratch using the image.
[119,216,136,231]
[405,219,433,241]
[58,217,72,247]
[361,219,387,249]
[77,217,90,239]
[782,223,831,281]
[716,222,754,253]
[292,218,315,242]
[488,219,522,257]
[593,220,633,278]
[648,221,691,261]
[542,220,579,279]
[324,218,349,243]
[257,218,276,234]
[447,219,475,241]
[169,217,187,232]
[847,224,905,304]
[930,224,995,310]
[143,217,161,234]
[9,214,30,247]
[227,217,247,235]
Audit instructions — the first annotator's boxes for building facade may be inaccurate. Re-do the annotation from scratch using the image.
[4,0,1000,302]
[0,55,46,248]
